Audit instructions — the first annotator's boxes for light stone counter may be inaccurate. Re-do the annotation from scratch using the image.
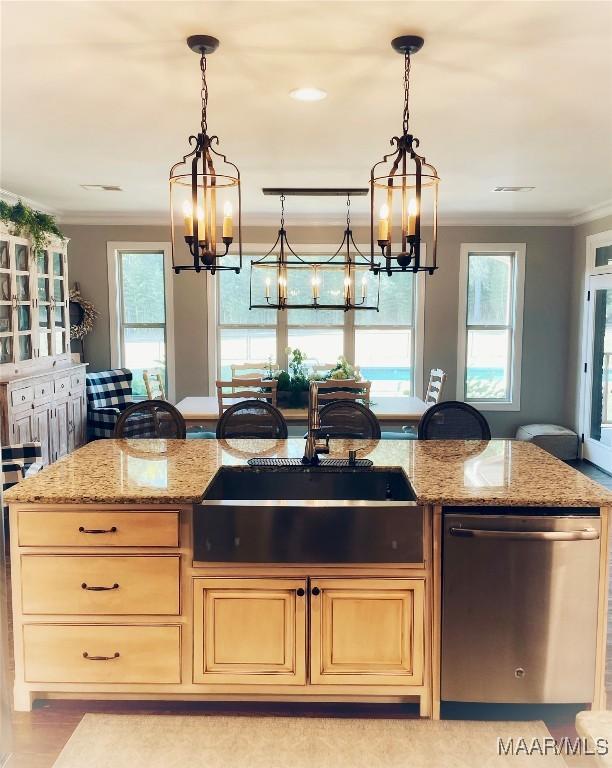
[5,438,612,507]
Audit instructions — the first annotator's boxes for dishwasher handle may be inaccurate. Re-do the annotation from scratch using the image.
[449,526,600,542]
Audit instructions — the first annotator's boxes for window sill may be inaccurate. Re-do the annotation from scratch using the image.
[464,400,520,413]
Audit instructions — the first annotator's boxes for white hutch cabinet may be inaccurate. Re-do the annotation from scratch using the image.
[0,225,87,464]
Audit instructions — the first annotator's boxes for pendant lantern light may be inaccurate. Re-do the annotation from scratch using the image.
[370,36,439,275]
[169,35,242,274]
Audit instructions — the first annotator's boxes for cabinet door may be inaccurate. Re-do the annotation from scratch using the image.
[12,239,34,363]
[50,249,68,356]
[68,395,83,452]
[193,578,307,685]
[51,399,69,461]
[32,407,51,466]
[310,578,425,686]
[11,411,33,444]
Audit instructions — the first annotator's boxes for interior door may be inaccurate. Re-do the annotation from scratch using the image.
[583,273,612,470]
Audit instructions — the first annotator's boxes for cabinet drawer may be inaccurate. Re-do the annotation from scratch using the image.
[34,381,52,402]
[11,386,34,407]
[21,555,180,615]
[54,376,70,396]
[70,372,85,390]
[18,510,179,547]
[23,624,181,683]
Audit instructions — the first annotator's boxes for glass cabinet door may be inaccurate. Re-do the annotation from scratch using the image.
[0,240,12,363]
[51,249,67,355]
[37,250,52,358]
[13,241,33,362]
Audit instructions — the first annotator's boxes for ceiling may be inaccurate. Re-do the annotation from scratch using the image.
[1,0,612,225]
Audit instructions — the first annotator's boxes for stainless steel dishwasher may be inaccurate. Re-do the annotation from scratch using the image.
[442,509,601,704]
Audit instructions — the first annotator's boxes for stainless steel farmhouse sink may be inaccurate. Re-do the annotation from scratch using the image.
[194,467,422,564]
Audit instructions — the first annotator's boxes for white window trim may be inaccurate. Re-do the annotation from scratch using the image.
[585,229,612,275]
[456,243,525,412]
[207,242,426,398]
[107,241,176,402]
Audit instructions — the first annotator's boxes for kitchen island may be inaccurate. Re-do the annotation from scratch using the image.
[5,438,612,718]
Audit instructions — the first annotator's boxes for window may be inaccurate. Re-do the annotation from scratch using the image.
[457,243,525,411]
[213,245,424,396]
[108,242,174,400]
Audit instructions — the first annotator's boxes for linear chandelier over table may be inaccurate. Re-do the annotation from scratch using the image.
[250,189,380,312]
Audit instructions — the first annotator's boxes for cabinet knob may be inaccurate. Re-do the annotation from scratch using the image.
[296,588,305,597]
[311,587,320,596]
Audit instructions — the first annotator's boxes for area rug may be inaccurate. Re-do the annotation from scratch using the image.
[50,713,572,768]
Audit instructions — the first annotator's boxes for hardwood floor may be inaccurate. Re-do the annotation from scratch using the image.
[2,463,610,767]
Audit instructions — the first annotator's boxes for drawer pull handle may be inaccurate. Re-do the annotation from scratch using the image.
[78,526,117,534]
[83,652,120,661]
[81,582,119,591]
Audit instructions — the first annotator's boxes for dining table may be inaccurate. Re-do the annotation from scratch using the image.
[175,395,429,435]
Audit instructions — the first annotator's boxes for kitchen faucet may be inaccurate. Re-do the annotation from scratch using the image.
[302,380,330,465]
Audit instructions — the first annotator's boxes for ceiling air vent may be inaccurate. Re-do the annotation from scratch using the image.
[493,186,535,192]
[80,184,122,192]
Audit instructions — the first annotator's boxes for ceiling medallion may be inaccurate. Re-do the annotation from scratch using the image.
[250,189,380,312]
[169,35,242,274]
[370,35,439,275]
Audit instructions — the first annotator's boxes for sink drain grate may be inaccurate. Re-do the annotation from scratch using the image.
[247,458,373,468]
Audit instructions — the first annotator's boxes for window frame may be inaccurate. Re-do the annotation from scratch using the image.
[208,242,425,398]
[456,243,525,412]
[107,241,175,401]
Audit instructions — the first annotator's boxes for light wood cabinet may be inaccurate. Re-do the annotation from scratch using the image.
[310,578,425,686]
[21,555,180,615]
[193,578,307,685]
[23,624,181,684]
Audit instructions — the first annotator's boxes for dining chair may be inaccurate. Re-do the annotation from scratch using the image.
[216,400,288,439]
[230,361,279,382]
[425,368,447,405]
[143,370,166,400]
[216,378,278,418]
[417,401,491,440]
[319,401,381,440]
[113,400,186,439]
[315,379,372,406]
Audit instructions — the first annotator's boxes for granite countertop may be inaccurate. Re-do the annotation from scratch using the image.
[5,438,612,507]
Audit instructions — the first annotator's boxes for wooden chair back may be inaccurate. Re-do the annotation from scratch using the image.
[230,361,279,381]
[143,370,166,400]
[316,379,371,405]
[216,378,278,418]
[425,368,447,405]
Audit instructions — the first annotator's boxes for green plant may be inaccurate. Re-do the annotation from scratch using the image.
[0,200,65,252]
[326,355,359,381]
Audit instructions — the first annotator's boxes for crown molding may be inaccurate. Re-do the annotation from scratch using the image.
[0,187,58,215]
[568,199,612,227]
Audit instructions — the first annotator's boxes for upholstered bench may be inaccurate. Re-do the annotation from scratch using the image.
[515,423,579,461]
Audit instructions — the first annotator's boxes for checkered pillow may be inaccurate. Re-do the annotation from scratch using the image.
[86,369,133,410]
[2,442,43,493]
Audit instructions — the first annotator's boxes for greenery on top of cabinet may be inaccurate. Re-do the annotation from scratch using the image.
[0,200,64,251]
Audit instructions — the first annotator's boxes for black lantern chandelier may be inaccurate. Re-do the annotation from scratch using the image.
[370,36,439,275]
[250,189,380,311]
[169,35,242,274]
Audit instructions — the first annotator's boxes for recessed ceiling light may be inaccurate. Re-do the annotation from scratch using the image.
[493,186,535,192]
[80,184,122,192]
[289,87,327,102]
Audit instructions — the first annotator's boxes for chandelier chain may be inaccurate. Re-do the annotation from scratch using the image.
[280,194,285,229]
[403,52,411,135]
[200,53,208,136]
[346,194,351,229]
